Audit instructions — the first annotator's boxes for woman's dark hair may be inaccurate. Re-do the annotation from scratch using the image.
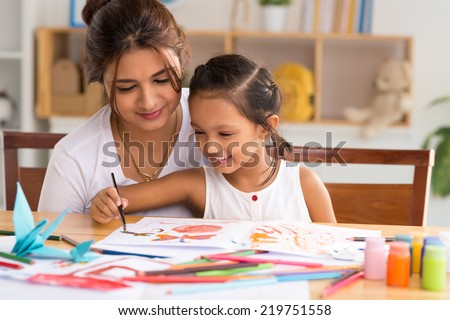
[189,54,292,184]
[82,0,190,108]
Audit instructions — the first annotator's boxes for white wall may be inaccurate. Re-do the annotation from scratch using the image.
[172,0,450,226]
[10,0,450,225]
[371,1,450,226]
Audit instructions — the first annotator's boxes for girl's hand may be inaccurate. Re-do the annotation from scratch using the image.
[90,187,129,224]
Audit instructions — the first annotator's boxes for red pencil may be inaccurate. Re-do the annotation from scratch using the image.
[0,260,24,270]
[321,270,365,298]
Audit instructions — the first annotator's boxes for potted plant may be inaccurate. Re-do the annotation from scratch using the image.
[422,95,450,196]
[258,0,292,32]
[259,0,291,4]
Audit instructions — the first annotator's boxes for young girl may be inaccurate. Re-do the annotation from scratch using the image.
[91,54,336,223]
[38,0,202,217]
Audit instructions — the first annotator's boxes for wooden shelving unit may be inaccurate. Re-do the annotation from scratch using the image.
[35,27,413,126]
[35,27,104,118]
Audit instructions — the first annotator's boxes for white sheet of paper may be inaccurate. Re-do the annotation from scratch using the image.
[96,218,380,258]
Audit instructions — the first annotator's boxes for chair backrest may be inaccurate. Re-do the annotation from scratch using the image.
[1,131,65,211]
[282,146,434,226]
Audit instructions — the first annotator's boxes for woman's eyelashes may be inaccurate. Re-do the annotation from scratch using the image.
[154,78,170,84]
[116,77,170,92]
[117,85,136,92]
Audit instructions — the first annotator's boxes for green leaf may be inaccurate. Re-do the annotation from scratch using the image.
[422,127,450,149]
[432,127,450,139]
[422,130,438,149]
[423,93,450,196]
[431,135,450,196]
[427,95,450,108]
[258,0,291,5]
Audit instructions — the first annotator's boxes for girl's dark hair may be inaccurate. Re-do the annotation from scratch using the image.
[189,54,292,184]
[82,0,190,108]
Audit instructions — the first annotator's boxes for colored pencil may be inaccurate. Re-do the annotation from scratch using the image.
[206,249,269,257]
[123,274,267,283]
[60,234,166,258]
[141,262,262,276]
[277,272,342,282]
[0,251,35,265]
[171,260,237,269]
[321,270,365,298]
[111,172,127,232]
[205,253,323,267]
[272,265,362,276]
[0,230,60,241]
[60,234,81,247]
[0,260,24,270]
[328,268,364,285]
[92,248,167,259]
[195,263,273,276]
[167,277,278,295]
[347,236,394,242]
[0,230,17,236]
[175,258,212,266]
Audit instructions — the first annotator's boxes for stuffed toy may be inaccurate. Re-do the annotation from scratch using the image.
[342,58,412,138]
[273,62,314,122]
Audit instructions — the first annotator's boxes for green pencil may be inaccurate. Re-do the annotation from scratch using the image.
[0,251,35,265]
[0,230,60,241]
[196,263,274,276]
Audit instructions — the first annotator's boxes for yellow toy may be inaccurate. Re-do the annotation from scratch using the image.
[273,63,314,122]
[343,58,412,138]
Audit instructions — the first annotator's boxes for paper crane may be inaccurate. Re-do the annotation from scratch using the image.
[11,182,97,262]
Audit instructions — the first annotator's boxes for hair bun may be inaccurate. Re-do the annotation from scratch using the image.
[81,0,111,25]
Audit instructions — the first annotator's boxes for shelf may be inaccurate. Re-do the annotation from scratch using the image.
[35,28,413,127]
[0,50,22,60]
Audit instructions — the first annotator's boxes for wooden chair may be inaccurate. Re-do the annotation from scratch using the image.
[282,146,435,226]
[1,131,65,211]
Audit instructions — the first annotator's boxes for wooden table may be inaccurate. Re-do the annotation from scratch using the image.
[1,211,449,300]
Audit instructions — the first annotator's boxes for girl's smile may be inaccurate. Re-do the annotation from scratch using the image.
[208,155,232,167]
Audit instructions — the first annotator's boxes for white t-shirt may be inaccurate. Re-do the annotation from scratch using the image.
[203,160,311,221]
[38,88,202,217]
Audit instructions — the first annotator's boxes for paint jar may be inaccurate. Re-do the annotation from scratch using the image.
[395,234,413,275]
[387,241,410,287]
[439,231,450,274]
[411,232,425,274]
[364,237,386,280]
[420,236,443,276]
[421,244,447,291]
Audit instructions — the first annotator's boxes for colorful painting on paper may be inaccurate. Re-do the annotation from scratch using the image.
[98,218,379,257]
[101,218,250,249]
[242,222,367,256]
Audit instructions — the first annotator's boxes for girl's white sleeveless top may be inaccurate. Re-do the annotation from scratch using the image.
[203,160,311,221]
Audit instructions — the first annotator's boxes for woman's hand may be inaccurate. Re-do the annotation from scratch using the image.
[90,187,129,224]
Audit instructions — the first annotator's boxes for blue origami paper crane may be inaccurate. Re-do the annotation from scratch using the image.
[11,182,98,263]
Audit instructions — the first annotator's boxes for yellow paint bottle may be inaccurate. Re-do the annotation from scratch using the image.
[412,232,425,274]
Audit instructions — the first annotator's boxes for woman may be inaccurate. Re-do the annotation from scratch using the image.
[38,0,202,217]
